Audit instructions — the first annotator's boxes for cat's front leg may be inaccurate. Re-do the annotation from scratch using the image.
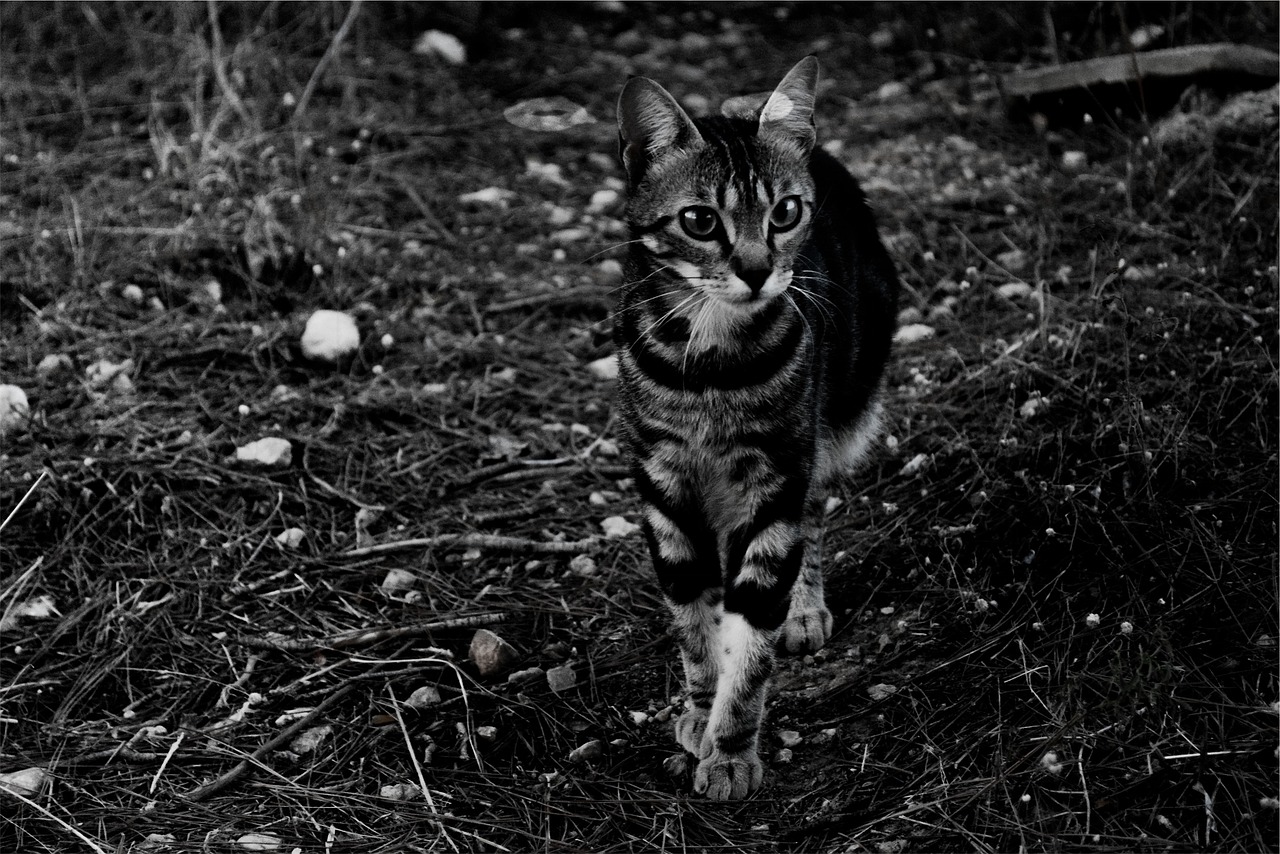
[638,494,722,757]
[782,494,833,654]
[695,518,805,800]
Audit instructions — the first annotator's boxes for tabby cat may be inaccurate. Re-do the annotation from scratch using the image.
[612,56,899,800]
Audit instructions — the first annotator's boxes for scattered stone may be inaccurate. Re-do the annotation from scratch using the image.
[996,281,1034,300]
[406,685,443,709]
[458,187,516,206]
[893,323,936,345]
[587,189,620,214]
[596,258,624,285]
[1018,393,1051,420]
[235,832,281,851]
[378,568,419,594]
[288,724,332,755]
[568,554,597,577]
[121,283,145,303]
[413,29,466,65]
[600,515,640,538]
[586,354,619,380]
[777,730,803,748]
[507,665,546,687]
[568,739,604,763]
[629,710,650,726]
[546,663,576,694]
[274,528,305,549]
[867,683,898,702]
[1085,612,1102,628]
[0,767,47,797]
[476,725,497,740]
[235,437,293,468]
[995,248,1029,274]
[874,81,910,102]
[301,310,360,362]
[663,753,691,777]
[35,354,72,379]
[900,453,931,477]
[1061,150,1088,171]
[0,385,29,433]
[138,834,178,849]
[85,357,134,391]
[653,704,674,723]
[550,227,591,243]
[470,629,520,677]
[773,748,794,764]
[380,781,423,801]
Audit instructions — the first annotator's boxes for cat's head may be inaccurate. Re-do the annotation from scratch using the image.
[617,57,820,313]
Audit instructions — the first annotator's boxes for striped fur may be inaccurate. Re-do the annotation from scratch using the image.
[614,57,899,800]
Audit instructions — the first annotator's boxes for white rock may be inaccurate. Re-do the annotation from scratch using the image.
[1018,393,1050,420]
[380,568,417,594]
[586,354,619,380]
[1061,150,1087,171]
[470,629,520,677]
[507,665,546,686]
[629,710,650,726]
[874,81,909,101]
[406,685,443,709]
[867,683,898,701]
[458,186,516,206]
[288,724,332,755]
[900,453,931,476]
[380,781,423,801]
[777,729,803,747]
[301,310,360,362]
[996,282,1034,300]
[568,739,603,763]
[546,663,576,694]
[600,515,640,538]
[568,554,597,576]
[0,767,47,797]
[995,248,1029,274]
[36,354,72,379]
[587,189,620,213]
[0,594,60,631]
[413,29,467,65]
[274,527,305,549]
[235,437,293,467]
[596,258,624,285]
[85,358,134,389]
[774,748,794,764]
[893,323,936,345]
[236,832,281,851]
[0,385,29,433]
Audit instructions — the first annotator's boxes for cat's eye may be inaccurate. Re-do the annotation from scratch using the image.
[679,206,720,239]
[770,196,803,231]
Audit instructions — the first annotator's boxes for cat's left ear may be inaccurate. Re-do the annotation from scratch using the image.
[758,55,819,152]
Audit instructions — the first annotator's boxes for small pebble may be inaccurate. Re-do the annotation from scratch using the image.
[568,739,604,763]
[546,663,577,694]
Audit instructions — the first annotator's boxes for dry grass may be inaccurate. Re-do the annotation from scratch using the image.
[1,3,1276,852]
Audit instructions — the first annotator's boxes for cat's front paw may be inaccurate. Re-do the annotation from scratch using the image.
[674,708,710,757]
[782,605,833,654]
[693,750,764,801]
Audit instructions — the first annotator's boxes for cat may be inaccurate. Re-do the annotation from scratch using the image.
[612,56,900,800]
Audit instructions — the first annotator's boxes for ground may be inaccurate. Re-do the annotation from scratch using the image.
[1,3,1277,852]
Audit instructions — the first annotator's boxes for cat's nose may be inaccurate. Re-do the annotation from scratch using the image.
[737,268,770,295]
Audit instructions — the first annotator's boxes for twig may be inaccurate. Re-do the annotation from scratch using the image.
[0,470,49,536]
[387,683,459,853]
[292,0,363,123]
[396,176,458,245]
[485,287,612,314]
[184,683,355,801]
[205,0,254,127]
[338,533,598,559]
[238,613,507,652]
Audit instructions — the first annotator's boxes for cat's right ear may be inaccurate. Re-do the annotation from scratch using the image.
[617,77,702,185]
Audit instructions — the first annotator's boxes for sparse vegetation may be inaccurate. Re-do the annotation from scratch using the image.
[2,3,1276,852]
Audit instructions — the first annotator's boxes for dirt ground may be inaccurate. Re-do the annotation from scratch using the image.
[1,3,1277,852]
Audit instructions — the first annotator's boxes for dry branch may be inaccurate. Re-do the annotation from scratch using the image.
[238,613,507,652]
[338,533,598,559]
